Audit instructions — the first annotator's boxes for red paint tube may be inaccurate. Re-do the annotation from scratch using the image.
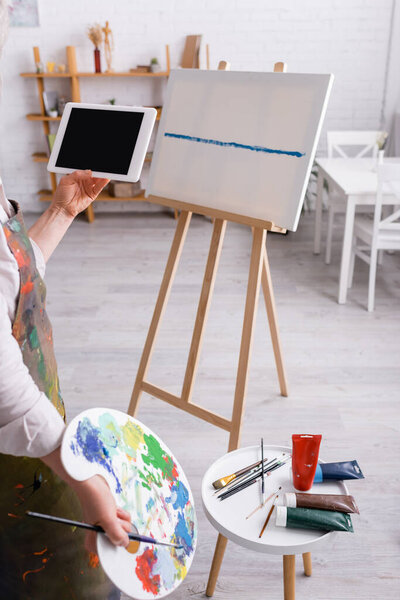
[292,434,322,491]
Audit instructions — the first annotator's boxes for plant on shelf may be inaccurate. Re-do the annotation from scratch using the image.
[87,23,103,73]
[150,57,160,73]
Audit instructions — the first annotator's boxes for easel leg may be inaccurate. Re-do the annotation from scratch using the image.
[85,204,95,223]
[302,552,312,576]
[181,219,227,402]
[206,534,228,597]
[261,245,288,397]
[283,555,296,600]
[128,211,192,416]
[228,227,266,451]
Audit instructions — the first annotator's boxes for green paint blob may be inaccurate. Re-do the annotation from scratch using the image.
[142,433,177,483]
[29,326,39,350]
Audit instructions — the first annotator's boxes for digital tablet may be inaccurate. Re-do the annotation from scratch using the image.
[47,103,157,182]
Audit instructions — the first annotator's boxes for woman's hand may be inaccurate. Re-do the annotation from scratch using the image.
[51,170,109,219]
[73,475,131,553]
[41,448,131,553]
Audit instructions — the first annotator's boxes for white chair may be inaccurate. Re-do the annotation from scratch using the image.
[348,163,400,311]
[324,130,385,264]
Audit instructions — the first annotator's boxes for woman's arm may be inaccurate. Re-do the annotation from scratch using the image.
[41,446,131,552]
[28,170,109,262]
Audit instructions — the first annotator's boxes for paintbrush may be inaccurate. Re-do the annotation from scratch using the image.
[212,457,270,490]
[246,486,282,519]
[261,438,265,504]
[218,462,283,501]
[217,456,290,500]
[213,454,287,496]
[27,511,183,550]
[258,495,279,538]
[218,459,289,501]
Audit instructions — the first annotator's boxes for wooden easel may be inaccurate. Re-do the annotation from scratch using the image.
[128,63,289,454]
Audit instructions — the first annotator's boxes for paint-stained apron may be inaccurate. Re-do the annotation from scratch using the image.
[0,202,119,600]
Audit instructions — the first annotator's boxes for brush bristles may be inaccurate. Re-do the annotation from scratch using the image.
[212,474,235,489]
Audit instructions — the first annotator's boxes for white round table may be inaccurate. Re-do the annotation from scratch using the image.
[202,445,348,600]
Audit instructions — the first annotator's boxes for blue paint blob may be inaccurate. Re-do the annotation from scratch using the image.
[146,497,155,512]
[174,512,193,555]
[164,132,305,158]
[74,418,122,494]
[166,481,189,511]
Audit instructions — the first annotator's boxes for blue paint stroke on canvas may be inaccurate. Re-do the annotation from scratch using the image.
[71,417,122,494]
[164,132,305,158]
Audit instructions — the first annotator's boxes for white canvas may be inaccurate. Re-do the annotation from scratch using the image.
[148,70,333,231]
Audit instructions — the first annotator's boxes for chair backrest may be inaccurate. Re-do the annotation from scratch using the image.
[374,163,400,237]
[327,130,386,158]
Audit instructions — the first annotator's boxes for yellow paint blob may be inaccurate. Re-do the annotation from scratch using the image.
[125,523,140,555]
[122,421,144,452]
[125,539,140,554]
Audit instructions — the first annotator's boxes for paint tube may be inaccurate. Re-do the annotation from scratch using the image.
[284,492,359,514]
[291,434,322,491]
[313,460,364,483]
[275,507,353,532]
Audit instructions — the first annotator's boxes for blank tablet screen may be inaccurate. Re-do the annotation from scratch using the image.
[55,108,144,175]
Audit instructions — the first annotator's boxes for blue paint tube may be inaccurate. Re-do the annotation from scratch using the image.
[314,460,364,483]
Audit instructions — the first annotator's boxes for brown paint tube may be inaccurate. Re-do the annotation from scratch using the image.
[284,492,359,514]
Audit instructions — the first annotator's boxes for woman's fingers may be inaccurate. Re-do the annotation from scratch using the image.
[117,507,131,521]
[92,177,110,197]
[119,517,133,533]
[102,518,130,547]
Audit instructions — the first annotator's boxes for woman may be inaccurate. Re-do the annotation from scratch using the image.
[0,3,130,598]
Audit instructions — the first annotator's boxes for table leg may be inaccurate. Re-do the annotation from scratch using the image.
[283,555,296,600]
[338,196,356,304]
[313,168,324,254]
[206,534,228,597]
[302,552,312,576]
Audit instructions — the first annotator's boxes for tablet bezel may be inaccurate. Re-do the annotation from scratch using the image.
[47,102,157,182]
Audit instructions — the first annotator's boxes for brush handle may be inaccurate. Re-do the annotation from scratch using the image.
[261,438,265,496]
[26,511,183,549]
[219,456,283,495]
[218,459,288,500]
[219,476,257,500]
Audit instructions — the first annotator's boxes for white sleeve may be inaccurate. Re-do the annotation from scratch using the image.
[30,238,46,279]
[0,294,65,457]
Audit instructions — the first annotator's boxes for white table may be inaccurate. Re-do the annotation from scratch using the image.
[202,445,348,600]
[313,157,399,304]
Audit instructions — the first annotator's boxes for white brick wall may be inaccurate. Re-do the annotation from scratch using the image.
[0,0,395,212]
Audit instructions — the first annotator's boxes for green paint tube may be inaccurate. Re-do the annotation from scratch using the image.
[275,506,353,532]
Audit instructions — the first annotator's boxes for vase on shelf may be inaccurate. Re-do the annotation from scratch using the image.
[94,48,101,73]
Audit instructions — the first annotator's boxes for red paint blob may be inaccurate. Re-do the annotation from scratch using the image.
[136,548,161,594]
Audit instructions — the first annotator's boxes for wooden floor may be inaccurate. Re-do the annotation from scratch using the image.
[26,210,400,599]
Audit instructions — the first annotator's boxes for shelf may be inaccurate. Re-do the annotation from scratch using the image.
[27,113,61,121]
[75,71,169,78]
[21,71,169,78]
[32,152,49,163]
[27,109,160,122]
[39,189,148,203]
[21,72,72,78]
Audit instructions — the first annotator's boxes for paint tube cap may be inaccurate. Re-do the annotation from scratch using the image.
[284,493,297,508]
[275,506,287,527]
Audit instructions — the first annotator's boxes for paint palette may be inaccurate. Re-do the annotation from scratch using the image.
[61,408,197,599]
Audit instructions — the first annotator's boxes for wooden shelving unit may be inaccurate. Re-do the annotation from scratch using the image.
[21,45,170,222]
